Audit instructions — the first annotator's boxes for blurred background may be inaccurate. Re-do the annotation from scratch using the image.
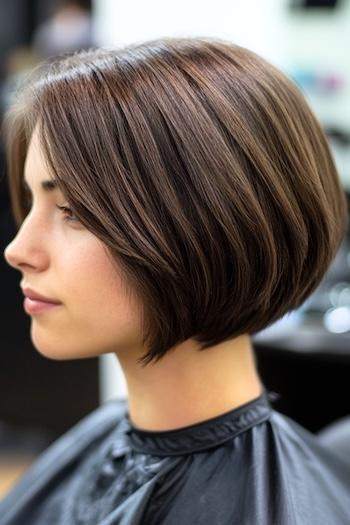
[0,0,349,498]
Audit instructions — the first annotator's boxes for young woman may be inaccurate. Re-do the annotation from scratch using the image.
[0,37,349,524]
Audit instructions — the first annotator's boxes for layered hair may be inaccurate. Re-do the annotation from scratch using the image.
[3,37,348,365]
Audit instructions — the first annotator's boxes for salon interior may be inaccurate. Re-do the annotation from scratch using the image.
[0,0,349,498]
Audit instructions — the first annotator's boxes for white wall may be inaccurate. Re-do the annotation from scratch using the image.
[99,352,127,402]
[93,0,288,64]
[284,2,350,131]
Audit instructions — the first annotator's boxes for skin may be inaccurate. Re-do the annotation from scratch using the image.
[4,125,263,431]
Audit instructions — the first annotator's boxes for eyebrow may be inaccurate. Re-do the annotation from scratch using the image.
[23,177,59,193]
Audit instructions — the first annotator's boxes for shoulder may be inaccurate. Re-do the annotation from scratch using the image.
[256,410,350,523]
[146,409,350,525]
[0,399,128,521]
[26,397,128,471]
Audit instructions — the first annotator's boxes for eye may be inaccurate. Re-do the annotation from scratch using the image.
[21,183,80,224]
[56,205,80,223]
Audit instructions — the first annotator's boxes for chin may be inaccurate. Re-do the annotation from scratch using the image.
[34,346,98,361]
[30,323,101,360]
[31,334,89,361]
[34,345,76,361]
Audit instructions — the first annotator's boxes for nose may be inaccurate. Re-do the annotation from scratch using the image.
[3,214,49,273]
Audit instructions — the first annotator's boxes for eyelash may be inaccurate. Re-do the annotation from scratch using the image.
[55,205,79,223]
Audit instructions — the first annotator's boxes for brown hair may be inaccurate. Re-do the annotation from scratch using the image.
[3,37,348,366]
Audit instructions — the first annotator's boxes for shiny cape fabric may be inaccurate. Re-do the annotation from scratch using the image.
[0,388,349,524]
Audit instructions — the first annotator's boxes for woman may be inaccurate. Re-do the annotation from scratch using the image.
[0,37,349,524]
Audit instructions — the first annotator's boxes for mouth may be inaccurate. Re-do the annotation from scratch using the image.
[21,286,62,315]
[23,297,62,315]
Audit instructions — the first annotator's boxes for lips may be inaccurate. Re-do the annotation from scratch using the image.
[21,287,62,305]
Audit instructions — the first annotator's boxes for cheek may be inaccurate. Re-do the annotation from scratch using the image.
[58,243,143,349]
[64,244,129,313]
[30,246,143,360]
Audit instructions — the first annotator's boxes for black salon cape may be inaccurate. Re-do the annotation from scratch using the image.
[0,389,349,525]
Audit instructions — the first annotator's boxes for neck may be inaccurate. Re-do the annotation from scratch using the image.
[116,334,264,431]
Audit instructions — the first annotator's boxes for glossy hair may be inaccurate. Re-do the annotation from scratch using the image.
[3,37,348,365]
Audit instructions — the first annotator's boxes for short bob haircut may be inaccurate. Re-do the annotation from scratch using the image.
[3,37,348,366]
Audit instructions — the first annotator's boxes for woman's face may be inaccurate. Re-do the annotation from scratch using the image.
[4,126,144,360]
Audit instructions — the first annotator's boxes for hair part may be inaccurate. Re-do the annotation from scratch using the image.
[3,37,348,365]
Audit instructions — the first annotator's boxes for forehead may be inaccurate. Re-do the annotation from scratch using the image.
[24,126,47,179]
[23,126,59,193]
